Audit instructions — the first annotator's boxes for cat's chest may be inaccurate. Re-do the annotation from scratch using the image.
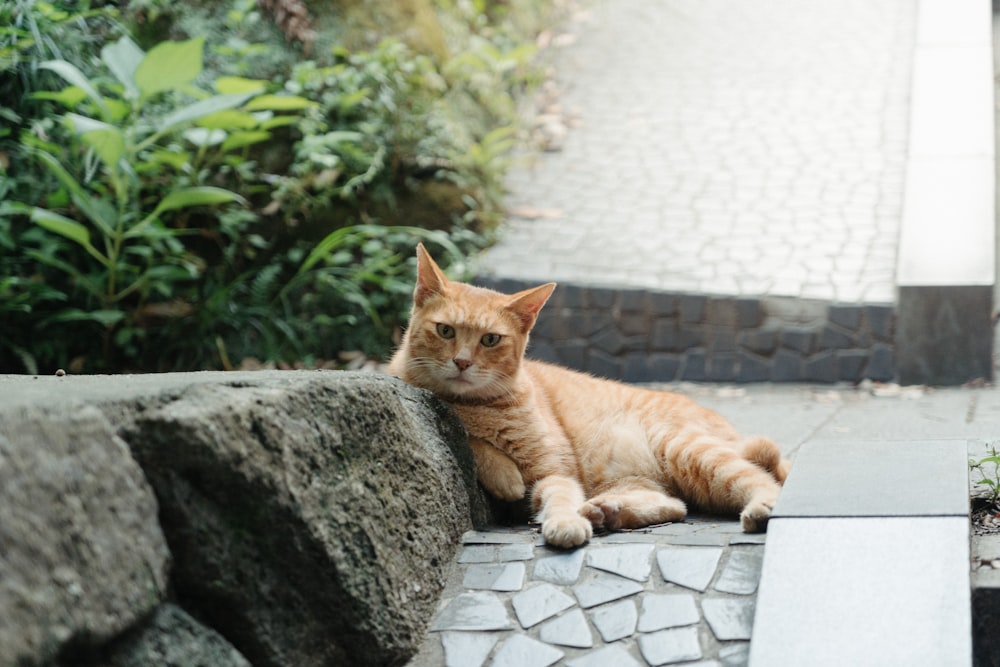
[450,402,545,448]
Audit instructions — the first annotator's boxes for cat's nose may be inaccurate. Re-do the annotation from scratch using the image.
[453,357,473,371]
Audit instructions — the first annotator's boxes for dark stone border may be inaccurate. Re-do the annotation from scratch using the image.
[895,285,993,386]
[478,278,895,384]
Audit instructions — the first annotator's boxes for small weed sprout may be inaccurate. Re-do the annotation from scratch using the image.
[970,444,1000,506]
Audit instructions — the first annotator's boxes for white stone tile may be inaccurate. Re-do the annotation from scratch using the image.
[917,0,991,46]
[590,598,638,642]
[511,583,576,629]
[572,571,645,609]
[441,632,499,667]
[462,563,525,592]
[637,593,699,632]
[430,592,515,632]
[656,547,723,592]
[586,543,655,582]
[539,608,593,648]
[533,548,585,586]
[897,157,994,286]
[637,626,702,665]
[566,645,643,667]
[749,517,971,667]
[702,597,755,641]
[908,47,994,158]
[491,634,564,667]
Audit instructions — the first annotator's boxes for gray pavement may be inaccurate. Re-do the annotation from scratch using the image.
[410,383,1000,666]
[478,0,913,305]
[422,1,997,664]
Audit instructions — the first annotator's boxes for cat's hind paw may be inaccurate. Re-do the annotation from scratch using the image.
[740,498,775,533]
[542,514,592,549]
[581,499,623,531]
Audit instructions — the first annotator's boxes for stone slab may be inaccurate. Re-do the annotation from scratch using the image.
[909,47,994,158]
[511,583,576,629]
[917,0,991,46]
[462,563,526,592]
[590,599,637,643]
[566,645,643,667]
[572,572,645,609]
[638,626,702,665]
[533,549,586,586]
[440,632,498,667]
[539,608,593,648]
[430,592,515,632]
[713,550,763,595]
[772,439,969,518]
[492,634,563,667]
[637,593,699,632]
[749,517,971,666]
[656,547,723,592]
[895,285,994,386]
[897,157,995,286]
[702,598,755,641]
[585,544,655,581]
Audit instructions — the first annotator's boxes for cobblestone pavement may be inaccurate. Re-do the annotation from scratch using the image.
[478,0,915,305]
[414,518,763,667]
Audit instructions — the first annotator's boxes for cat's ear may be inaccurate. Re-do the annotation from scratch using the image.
[507,282,556,332]
[414,243,450,306]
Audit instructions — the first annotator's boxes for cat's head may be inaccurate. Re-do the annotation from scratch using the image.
[394,243,555,402]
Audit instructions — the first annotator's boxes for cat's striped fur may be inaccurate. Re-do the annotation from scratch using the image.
[388,244,789,548]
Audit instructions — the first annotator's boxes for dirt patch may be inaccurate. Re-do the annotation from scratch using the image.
[972,497,1000,536]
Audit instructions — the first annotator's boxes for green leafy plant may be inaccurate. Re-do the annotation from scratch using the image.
[12,33,312,368]
[971,445,1000,506]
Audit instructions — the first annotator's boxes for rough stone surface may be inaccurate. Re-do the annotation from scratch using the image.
[122,373,480,667]
[0,404,170,667]
[0,370,487,667]
[102,604,251,667]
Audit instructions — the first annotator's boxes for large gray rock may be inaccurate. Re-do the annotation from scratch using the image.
[0,370,489,667]
[120,371,485,667]
[102,604,250,667]
[0,404,170,667]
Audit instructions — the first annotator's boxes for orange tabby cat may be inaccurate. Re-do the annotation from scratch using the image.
[388,244,789,548]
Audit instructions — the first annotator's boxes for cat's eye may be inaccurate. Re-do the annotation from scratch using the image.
[480,333,502,348]
[436,323,456,339]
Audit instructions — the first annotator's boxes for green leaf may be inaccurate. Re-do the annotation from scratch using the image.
[221,130,270,152]
[216,76,267,95]
[29,150,115,237]
[183,127,226,147]
[244,94,317,111]
[158,93,254,134]
[259,115,299,131]
[64,114,126,168]
[39,60,112,121]
[197,109,259,130]
[101,36,144,100]
[81,128,126,169]
[30,208,109,266]
[135,37,205,100]
[49,308,125,326]
[30,86,88,109]
[128,187,246,238]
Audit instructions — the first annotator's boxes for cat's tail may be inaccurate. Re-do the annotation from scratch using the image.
[740,436,791,484]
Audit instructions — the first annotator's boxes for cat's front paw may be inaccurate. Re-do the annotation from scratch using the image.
[482,467,526,502]
[470,438,526,501]
[542,514,592,549]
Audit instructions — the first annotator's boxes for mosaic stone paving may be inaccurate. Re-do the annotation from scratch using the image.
[411,517,765,666]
